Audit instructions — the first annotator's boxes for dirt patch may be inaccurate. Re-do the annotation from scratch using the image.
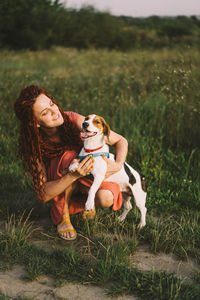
[0,265,138,300]
[131,245,198,282]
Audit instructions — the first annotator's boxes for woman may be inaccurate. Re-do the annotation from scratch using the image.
[14,85,128,241]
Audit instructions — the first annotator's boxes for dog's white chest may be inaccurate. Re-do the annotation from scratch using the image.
[91,156,107,177]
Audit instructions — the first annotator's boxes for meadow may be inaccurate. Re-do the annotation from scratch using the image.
[0,47,200,299]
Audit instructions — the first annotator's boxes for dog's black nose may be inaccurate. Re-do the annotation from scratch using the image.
[82,122,89,129]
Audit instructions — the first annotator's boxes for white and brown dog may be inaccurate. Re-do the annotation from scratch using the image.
[69,114,147,228]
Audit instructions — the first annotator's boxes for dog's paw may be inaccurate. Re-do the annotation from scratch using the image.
[118,215,125,222]
[137,222,146,230]
[85,199,95,211]
[82,209,96,220]
[69,162,79,173]
[85,203,95,211]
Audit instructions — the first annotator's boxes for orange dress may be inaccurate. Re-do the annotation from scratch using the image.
[48,112,123,225]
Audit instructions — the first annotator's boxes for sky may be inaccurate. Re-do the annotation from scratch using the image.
[63,0,200,17]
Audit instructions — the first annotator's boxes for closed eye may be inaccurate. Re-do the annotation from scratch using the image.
[41,109,48,116]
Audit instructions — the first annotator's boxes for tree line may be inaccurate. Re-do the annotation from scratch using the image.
[0,0,200,50]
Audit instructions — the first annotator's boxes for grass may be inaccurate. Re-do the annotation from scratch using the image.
[0,47,199,216]
[143,210,200,262]
[0,213,200,299]
[0,46,199,298]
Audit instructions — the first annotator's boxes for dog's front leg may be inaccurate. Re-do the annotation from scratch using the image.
[84,158,107,211]
[68,161,79,173]
[85,174,105,211]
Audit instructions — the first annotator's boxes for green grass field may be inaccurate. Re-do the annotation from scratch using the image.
[0,47,200,299]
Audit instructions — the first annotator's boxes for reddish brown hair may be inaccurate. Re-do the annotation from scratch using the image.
[14,85,82,199]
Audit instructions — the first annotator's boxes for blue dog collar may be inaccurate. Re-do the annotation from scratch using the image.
[77,152,109,162]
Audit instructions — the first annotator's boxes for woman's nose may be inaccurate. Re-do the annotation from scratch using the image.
[51,108,57,115]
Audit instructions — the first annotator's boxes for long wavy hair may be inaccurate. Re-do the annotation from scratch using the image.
[14,85,83,199]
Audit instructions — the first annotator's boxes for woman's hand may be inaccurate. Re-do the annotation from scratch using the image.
[102,155,122,179]
[61,156,94,179]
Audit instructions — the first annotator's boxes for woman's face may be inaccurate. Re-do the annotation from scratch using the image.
[33,94,64,128]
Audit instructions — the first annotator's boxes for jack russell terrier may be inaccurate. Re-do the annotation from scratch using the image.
[69,114,147,228]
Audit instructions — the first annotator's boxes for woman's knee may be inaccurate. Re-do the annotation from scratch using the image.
[95,189,114,208]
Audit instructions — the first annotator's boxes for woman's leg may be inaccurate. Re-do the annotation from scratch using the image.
[95,189,114,208]
[57,184,114,238]
[57,182,77,240]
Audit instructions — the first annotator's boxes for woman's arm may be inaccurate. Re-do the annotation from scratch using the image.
[104,130,128,178]
[36,156,94,202]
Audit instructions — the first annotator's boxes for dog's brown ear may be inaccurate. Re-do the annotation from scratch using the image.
[102,118,110,138]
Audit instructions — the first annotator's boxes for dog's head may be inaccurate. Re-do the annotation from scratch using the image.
[81,114,110,140]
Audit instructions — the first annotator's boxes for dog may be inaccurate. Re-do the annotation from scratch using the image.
[69,114,147,228]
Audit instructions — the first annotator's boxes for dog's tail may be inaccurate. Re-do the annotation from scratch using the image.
[141,175,147,192]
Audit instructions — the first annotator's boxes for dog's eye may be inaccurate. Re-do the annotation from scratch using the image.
[95,120,100,124]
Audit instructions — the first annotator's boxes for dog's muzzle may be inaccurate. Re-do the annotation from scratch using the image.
[82,122,89,129]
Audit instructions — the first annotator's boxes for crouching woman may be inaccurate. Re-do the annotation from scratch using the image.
[14,85,128,241]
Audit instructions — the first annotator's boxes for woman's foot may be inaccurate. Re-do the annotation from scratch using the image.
[57,216,77,241]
